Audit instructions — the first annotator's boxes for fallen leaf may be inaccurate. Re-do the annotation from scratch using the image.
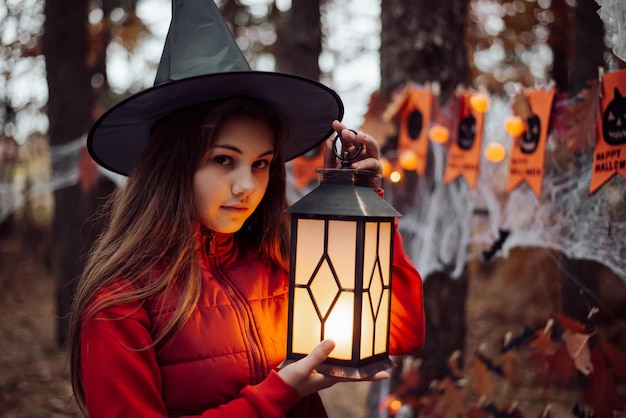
[555,313,586,333]
[563,329,594,376]
[472,350,495,398]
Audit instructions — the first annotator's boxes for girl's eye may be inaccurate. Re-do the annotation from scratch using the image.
[213,155,233,165]
[254,160,271,170]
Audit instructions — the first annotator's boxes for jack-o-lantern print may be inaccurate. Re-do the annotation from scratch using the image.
[602,87,626,145]
[407,109,423,141]
[457,114,476,150]
[520,114,541,154]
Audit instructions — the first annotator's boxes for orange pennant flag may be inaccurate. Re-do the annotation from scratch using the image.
[506,87,556,198]
[443,92,485,188]
[589,68,626,194]
[398,88,433,176]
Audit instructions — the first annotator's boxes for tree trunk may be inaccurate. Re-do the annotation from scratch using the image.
[547,0,573,93]
[44,0,115,347]
[376,0,471,412]
[569,0,605,96]
[380,0,469,101]
[276,0,321,81]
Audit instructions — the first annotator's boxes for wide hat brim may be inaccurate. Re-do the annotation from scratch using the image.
[87,71,344,176]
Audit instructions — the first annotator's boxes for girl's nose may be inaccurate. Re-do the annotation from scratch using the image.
[232,167,255,196]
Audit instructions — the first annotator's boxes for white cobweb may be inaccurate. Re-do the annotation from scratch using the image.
[390,96,626,282]
[596,0,626,62]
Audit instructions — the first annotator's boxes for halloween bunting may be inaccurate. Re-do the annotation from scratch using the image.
[505,86,556,198]
[443,92,486,188]
[398,87,434,177]
[589,68,626,194]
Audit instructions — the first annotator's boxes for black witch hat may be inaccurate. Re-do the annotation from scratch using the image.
[87,0,344,176]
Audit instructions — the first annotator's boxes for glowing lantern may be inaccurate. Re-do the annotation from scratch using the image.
[469,92,490,113]
[504,115,526,137]
[484,142,506,162]
[282,136,400,378]
[398,149,418,171]
[428,124,450,143]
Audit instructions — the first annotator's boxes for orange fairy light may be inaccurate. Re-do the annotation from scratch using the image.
[484,142,506,162]
[504,115,526,137]
[398,149,418,170]
[469,92,489,113]
[390,170,402,183]
[428,124,450,143]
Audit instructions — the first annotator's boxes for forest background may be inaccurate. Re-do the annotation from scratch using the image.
[1,0,626,417]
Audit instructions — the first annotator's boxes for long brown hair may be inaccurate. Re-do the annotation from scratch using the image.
[68,97,291,415]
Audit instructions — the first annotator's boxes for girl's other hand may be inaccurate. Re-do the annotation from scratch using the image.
[324,120,382,190]
[277,339,389,398]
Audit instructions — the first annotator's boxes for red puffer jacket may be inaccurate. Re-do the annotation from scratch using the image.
[80,223,425,417]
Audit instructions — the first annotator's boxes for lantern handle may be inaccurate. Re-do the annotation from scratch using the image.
[332,129,363,168]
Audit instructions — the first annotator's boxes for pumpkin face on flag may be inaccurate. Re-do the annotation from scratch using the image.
[443,92,485,189]
[601,87,626,146]
[520,114,541,154]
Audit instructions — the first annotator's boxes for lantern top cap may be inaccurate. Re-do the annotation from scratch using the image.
[286,168,401,217]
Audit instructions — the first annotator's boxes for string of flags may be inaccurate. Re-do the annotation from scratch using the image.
[290,68,626,198]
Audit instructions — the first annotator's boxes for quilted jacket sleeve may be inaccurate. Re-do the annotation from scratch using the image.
[388,218,426,355]
[375,189,425,355]
[80,297,301,418]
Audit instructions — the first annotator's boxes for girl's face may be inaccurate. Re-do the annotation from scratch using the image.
[193,117,275,233]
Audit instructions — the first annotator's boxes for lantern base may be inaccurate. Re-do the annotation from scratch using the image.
[280,357,396,380]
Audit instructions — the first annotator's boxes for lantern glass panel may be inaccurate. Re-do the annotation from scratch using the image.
[294,219,324,285]
[360,294,375,359]
[375,289,390,354]
[364,222,378,285]
[324,292,354,359]
[379,222,392,286]
[293,287,321,353]
[327,220,356,288]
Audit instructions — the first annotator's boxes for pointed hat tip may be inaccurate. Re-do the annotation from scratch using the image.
[154,0,251,86]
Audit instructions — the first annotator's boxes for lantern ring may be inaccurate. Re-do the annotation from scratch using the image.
[332,129,363,164]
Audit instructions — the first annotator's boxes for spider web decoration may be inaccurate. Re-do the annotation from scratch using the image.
[596,0,626,62]
[395,95,626,281]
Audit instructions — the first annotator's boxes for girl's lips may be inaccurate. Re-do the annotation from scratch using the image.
[222,205,247,212]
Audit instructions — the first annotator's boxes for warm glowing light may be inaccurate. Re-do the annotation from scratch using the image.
[469,92,489,113]
[428,124,450,143]
[380,157,392,178]
[398,149,418,170]
[390,170,402,183]
[324,300,354,357]
[504,115,526,137]
[484,142,506,162]
[389,400,403,414]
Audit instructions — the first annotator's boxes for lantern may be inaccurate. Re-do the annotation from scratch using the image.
[282,138,401,378]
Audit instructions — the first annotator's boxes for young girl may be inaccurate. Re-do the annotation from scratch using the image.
[68,97,425,417]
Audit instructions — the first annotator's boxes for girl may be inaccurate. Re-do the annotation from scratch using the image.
[68,97,425,417]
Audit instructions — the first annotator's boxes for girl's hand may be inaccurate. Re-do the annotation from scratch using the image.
[324,120,383,190]
[277,340,389,398]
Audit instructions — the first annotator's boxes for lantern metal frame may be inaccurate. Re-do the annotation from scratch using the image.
[282,166,401,379]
